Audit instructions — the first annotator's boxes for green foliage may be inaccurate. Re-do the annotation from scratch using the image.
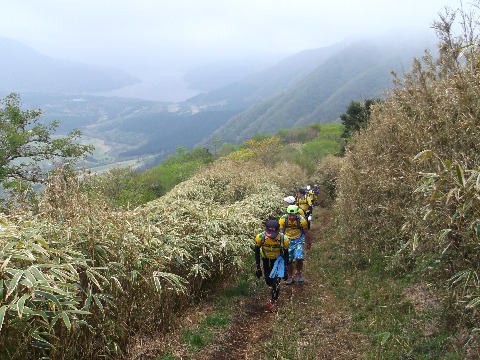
[0,93,93,187]
[271,123,344,174]
[413,154,480,308]
[222,125,343,177]
[340,98,380,139]
[149,147,211,192]
[181,311,230,350]
[87,166,160,208]
[287,215,468,359]
[88,147,214,208]
[227,137,284,165]
[277,123,321,144]
[0,213,110,356]
[216,126,339,164]
[302,140,339,162]
[245,133,273,142]
[0,152,307,358]
[313,155,344,204]
[313,123,344,142]
[217,143,240,158]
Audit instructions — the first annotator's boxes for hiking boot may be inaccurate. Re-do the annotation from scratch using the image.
[296,272,304,283]
[285,277,294,285]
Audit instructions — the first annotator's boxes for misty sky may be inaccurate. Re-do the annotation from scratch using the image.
[0,0,463,102]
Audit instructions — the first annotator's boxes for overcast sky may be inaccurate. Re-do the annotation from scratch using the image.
[0,0,464,101]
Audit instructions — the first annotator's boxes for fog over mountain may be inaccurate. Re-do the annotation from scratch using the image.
[0,28,443,172]
[0,36,285,102]
[0,37,139,94]
[0,1,461,102]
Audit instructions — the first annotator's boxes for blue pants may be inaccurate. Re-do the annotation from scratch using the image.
[288,235,305,263]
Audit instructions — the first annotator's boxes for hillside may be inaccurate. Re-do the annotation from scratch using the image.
[126,212,368,359]
[182,58,275,92]
[199,34,434,145]
[3,5,480,357]
[0,33,436,169]
[184,40,350,110]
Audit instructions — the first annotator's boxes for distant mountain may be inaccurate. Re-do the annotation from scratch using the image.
[0,37,139,93]
[182,59,275,92]
[0,34,438,171]
[185,40,351,110]
[94,43,351,159]
[195,33,436,145]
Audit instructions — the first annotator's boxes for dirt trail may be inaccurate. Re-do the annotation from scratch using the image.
[196,209,365,359]
[197,290,274,359]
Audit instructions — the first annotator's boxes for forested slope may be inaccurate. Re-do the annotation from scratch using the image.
[199,34,432,145]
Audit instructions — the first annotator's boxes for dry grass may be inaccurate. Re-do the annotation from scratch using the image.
[0,158,307,359]
[334,3,480,356]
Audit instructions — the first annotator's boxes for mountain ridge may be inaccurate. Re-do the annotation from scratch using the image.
[196,34,434,146]
[0,33,437,169]
[184,39,352,109]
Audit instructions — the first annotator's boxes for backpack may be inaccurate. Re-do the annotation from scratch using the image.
[280,214,301,234]
[297,196,309,206]
[259,231,286,258]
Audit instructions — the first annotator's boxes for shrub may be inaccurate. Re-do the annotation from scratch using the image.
[313,155,344,204]
[334,3,480,351]
[1,154,307,358]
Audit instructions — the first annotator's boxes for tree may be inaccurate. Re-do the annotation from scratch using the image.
[0,93,94,187]
[340,99,380,139]
[211,137,221,157]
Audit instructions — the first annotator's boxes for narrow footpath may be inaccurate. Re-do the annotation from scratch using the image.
[197,209,365,359]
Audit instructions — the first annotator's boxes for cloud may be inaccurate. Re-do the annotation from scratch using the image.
[0,0,463,101]
[2,0,460,61]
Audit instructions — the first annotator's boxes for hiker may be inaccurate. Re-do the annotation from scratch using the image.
[312,184,319,206]
[255,219,290,310]
[279,205,312,285]
[283,195,306,218]
[296,188,313,229]
[306,185,312,198]
[306,185,314,203]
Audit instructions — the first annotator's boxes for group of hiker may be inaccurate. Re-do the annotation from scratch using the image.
[254,185,319,310]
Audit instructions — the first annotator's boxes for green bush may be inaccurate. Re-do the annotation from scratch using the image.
[86,147,214,208]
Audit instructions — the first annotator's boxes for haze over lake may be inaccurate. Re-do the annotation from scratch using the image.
[93,69,201,103]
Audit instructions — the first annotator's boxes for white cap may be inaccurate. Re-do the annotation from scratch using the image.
[306,185,311,190]
[283,195,296,204]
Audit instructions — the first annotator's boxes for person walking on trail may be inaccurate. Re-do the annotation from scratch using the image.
[307,185,315,204]
[255,219,290,310]
[279,205,312,285]
[312,184,320,206]
[306,185,313,199]
[296,188,313,229]
[283,195,306,218]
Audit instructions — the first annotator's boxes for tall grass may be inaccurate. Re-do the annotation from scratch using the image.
[334,2,480,356]
[0,157,307,358]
